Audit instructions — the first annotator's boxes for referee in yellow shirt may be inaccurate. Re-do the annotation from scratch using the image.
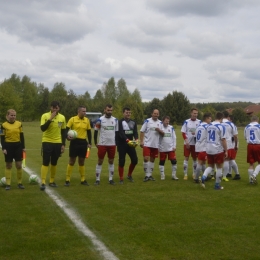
[1,109,25,190]
[40,101,66,191]
[64,106,92,186]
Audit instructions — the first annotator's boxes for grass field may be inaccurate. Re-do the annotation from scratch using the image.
[1,122,260,260]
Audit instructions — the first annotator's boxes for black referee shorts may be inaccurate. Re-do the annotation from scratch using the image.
[42,142,62,166]
[4,142,23,162]
[69,139,88,158]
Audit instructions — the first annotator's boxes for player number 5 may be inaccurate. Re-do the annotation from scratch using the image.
[250,130,255,141]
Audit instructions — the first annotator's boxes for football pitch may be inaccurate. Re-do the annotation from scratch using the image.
[0,122,260,260]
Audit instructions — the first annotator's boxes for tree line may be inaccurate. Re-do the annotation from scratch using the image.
[0,74,252,125]
[191,102,252,126]
[0,74,144,123]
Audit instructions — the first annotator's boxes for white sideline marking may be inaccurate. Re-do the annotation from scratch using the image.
[24,166,119,260]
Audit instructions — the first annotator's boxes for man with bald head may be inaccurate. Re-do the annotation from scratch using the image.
[140,109,162,182]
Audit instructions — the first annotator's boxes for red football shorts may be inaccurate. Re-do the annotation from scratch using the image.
[97,145,116,160]
[227,149,236,160]
[183,145,197,159]
[143,146,158,158]
[159,151,176,161]
[197,151,207,161]
[247,144,260,164]
[207,152,225,165]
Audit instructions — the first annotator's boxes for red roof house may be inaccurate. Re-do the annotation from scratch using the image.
[244,104,260,116]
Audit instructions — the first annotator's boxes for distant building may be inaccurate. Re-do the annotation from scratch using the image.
[85,112,102,128]
[244,104,260,116]
[226,108,234,115]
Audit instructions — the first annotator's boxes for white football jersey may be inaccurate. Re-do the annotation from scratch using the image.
[140,117,161,148]
[181,118,200,145]
[195,122,209,152]
[206,121,227,154]
[94,115,118,145]
[244,122,260,144]
[222,119,238,149]
[159,123,176,152]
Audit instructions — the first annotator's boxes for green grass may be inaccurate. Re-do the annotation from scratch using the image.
[0,122,260,260]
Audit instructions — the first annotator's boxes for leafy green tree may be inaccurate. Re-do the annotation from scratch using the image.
[117,78,130,104]
[192,101,254,112]
[63,89,79,119]
[50,83,67,110]
[7,74,22,96]
[161,91,190,124]
[112,79,129,118]
[78,91,92,111]
[102,77,118,104]
[232,108,249,126]
[112,79,144,122]
[201,105,216,119]
[0,82,23,121]
[132,88,142,103]
[36,84,50,117]
[20,76,38,120]
[144,98,163,119]
[92,89,105,112]
[130,89,144,124]
[3,74,39,120]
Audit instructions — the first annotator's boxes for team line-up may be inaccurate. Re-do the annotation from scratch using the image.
[1,102,260,191]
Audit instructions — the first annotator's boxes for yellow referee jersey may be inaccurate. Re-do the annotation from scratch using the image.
[41,112,66,143]
[67,116,91,139]
[1,121,23,142]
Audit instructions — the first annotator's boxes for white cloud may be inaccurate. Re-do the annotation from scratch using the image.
[176,31,239,59]
[147,0,260,17]
[0,0,260,104]
[104,57,180,79]
[205,56,260,83]
[0,1,98,44]
[113,25,175,52]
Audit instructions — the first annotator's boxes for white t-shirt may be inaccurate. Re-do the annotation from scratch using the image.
[140,117,161,148]
[94,115,118,145]
[244,122,260,144]
[206,121,227,155]
[222,119,238,150]
[181,118,200,145]
[159,123,176,152]
[195,122,209,152]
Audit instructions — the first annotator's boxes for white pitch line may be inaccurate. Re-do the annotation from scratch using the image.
[24,166,119,260]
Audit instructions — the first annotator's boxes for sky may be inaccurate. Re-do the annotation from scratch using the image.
[0,0,260,103]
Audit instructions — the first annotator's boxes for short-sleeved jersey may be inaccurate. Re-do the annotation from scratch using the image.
[67,116,91,139]
[94,115,118,146]
[222,119,238,149]
[195,122,209,152]
[206,121,227,155]
[41,112,66,143]
[244,122,260,144]
[140,117,161,148]
[181,118,200,145]
[1,121,23,142]
[158,123,176,152]
[116,118,138,145]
